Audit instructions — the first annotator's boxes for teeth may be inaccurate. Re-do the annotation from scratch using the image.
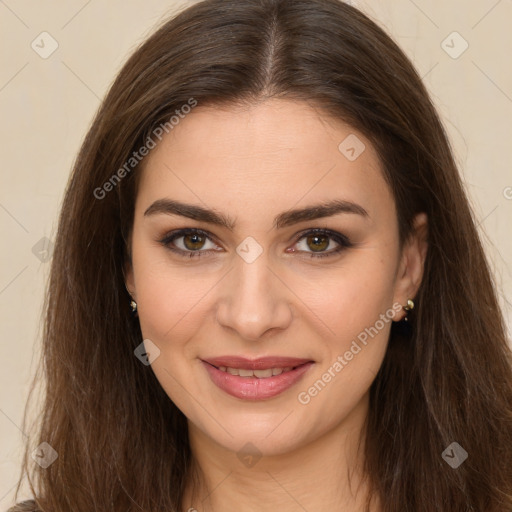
[254,369,273,378]
[217,366,295,378]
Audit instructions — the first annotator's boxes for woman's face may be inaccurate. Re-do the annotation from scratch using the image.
[125,98,427,457]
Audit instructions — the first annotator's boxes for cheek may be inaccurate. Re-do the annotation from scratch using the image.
[297,247,398,401]
[295,277,395,426]
[131,237,216,346]
[136,269,214,349]
[133,230,399,349]
[300,249,397,344]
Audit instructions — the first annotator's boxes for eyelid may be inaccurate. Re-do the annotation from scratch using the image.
[158,227,352,259]
[291,227,351,246]
[289,228,352,258]
[159,227,222,252]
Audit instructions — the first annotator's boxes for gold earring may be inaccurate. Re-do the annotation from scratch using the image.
[403,299,414,321]
[130,300,137,313]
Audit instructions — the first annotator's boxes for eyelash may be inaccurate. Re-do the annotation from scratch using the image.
[158,228,353,260]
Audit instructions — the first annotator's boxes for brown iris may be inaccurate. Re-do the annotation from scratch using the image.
[306,234,329,252]
[183,233,206,250]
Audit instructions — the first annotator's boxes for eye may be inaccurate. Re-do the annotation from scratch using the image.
[158,228,353,259]
[159,228,221,258]
[290,228,353,259]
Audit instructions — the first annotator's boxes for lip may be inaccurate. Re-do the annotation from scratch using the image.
[202,356,312,370]
[201,357,315,400]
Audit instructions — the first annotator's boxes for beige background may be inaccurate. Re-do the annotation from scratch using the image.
[1,0,511,506]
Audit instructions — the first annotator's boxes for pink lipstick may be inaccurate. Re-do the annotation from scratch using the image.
[201,356,314,400]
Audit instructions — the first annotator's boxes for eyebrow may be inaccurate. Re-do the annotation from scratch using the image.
[143,198,369,230]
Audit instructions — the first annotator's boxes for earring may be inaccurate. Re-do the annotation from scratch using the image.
[130,299,137,313]
[403,299,414,322]
[393,298,415,337]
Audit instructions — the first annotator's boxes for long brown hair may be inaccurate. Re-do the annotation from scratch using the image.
[9,0,512,510]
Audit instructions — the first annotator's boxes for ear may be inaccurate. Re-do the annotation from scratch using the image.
[392,212,428,321]
[123,258,136,301]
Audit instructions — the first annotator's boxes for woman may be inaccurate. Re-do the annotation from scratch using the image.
[8,0,512,510]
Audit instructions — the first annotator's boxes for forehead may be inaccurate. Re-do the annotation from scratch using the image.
[135,99,393,225]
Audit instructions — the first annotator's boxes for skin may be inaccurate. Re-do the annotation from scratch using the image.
[124,98,428,512]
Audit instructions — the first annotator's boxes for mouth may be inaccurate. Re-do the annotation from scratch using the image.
[201,356,315,400]
[213,365,298,377]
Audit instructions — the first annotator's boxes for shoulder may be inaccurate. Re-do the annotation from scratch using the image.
[6,500,40,512]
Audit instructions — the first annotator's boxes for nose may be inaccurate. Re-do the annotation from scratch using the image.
[215,253,293,341]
